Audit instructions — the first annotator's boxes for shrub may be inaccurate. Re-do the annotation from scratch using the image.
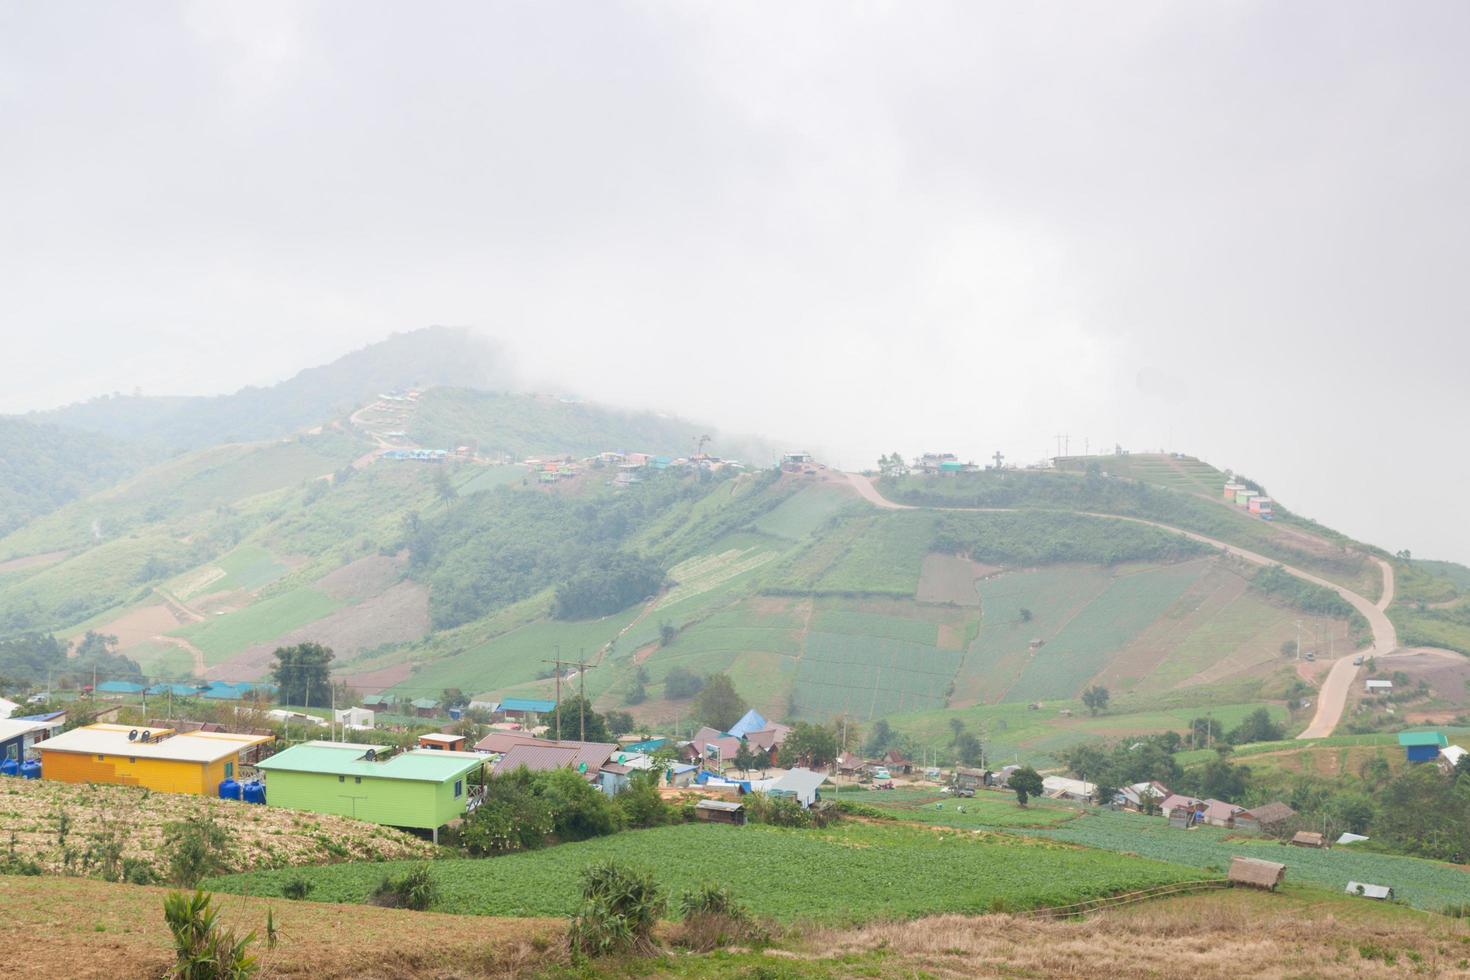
[372,863,437,911]
[281,877,314,901]
[537,768,624,842]
[165,814,233,887]
[616,771,674,830]
[567,861,665,958]
[162,890,257,979]
[742,792,811,828]
[674,883,765,952]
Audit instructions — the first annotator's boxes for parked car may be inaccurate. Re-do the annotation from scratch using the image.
[1353,655,1364,666]
[871,768,891,781]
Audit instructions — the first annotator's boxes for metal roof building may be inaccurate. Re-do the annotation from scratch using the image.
[37,724,272,795]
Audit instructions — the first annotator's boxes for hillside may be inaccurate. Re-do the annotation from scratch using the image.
[30,326,508,453]
[0,417,154,539]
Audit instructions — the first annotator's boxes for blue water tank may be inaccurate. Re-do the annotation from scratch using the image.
[448,707,463,721]
[242,780,266,805]
[218,777,241,800]
[21,759,41,779]
[0,758,18,777]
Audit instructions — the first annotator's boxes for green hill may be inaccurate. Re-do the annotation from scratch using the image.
[0,417,155,538]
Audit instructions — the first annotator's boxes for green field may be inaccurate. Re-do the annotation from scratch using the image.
[793,631,962,719]
[1172,727,1470,767]
[1028,809,1470,912]
[855,788,1082,829]
[192,544,289,596]
[811,511,934,595]
[170,587,342,664]
[455,464,529,496]
[205,821,1200,922]
[751,484,856,541]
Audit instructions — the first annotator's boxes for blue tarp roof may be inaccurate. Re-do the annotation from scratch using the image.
[501,697,557,713]
[624,737,669,753]
[96,681,145,694]
[146,683,199,696]
[728,709,769,739]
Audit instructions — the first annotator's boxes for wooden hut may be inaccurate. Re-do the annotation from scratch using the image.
[1228,856,1286,891]
[694,799,746,825]
[1291,830,1327,848]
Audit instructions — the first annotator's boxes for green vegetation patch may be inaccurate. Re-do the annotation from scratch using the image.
[793,631,962,720]
[171,588,341,664]
[752,484,856,541]
[205,820,1198,922]
[810,511,933,596]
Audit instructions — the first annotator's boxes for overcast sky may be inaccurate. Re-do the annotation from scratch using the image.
[3,3,1468,562]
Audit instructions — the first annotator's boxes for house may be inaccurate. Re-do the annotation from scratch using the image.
[1228,857,1286,891]
[418,733,467,752]
[37,724,273,796]
[96,681,146,695]
[987,765,1017,788]
[744,725,790,763]
[622,737,669,754]
[1201,799,1243,828]
[727,709,770,739]
[665,762,698,787]
[835,752,865,776]
[1162,794,1205,827]
[334,707,375,731]
[693,726,742,767]
[1235,801,1296,834]
[1042,776,1096,802]
[780,452,814,471]
[955,767,987,790]
[1346,882,1394,901]
[473,731,543,755]
[1291,831,1327,848]
[409,698,441,719]
[11,711,66,737]
[1365,679,1393,695]
[880,749,913,775]
[146,683,201,698]
[498,698,557,722]
[768,768,826,808]
[1438,744,1467,774]
[361,694,395,711]
[1117,781,1171,812]
[0,718,52,767]
[256,742,487,842]
[1398,731,1448,763]
[490,740,616,783]
[598,762,634,795]
[467,700,499,715]
[694,799,746,825]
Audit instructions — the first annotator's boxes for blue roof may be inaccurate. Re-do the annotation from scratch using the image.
[727,709,769,739]
[203,684,245,699]
[501,697,557,713]
[96,681,145,694]
[624,737,669,753]
[146,683,199,696]
[14,711,65,723]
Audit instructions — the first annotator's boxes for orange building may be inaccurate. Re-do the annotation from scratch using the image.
[37,724,273,796]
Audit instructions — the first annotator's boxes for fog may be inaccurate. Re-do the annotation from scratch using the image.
[2,3,1467,561]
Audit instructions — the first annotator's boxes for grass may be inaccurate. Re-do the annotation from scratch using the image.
[853,787,1083,829]
[794,631,963,720]
[751,484,857,541]
[170,587,342,664]
[1172,727,1470,766]
[205,820,1201,922]
[1025,807,1470,912]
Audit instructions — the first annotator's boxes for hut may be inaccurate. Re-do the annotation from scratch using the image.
[1291,830,1327,848]
[694,799,746,825]
[1228,857,1286,891]
[417,733,467,752]
[409,697,441,719]
[1235,801,1296,834]
[1398,731,1447,763]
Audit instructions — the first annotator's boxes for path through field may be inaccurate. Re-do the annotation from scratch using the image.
[842,473,1398,738]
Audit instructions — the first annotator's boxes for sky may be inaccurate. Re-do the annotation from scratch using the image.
[2,3,1468,562]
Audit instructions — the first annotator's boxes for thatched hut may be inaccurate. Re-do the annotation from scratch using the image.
[1228,856,1286,891]
[1291,830,1327,848]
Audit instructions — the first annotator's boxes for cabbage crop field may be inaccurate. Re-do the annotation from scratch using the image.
[205,821,1200,922]
[793,631,962,718]
[1027,809,1470,912]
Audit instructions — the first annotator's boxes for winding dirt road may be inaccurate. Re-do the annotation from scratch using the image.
[842,472,1398,738]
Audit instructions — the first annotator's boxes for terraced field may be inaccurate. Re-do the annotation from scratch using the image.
[794,631,963,718]
[170,587,343,666]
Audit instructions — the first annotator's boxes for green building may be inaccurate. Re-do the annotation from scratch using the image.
[256,741,486,841]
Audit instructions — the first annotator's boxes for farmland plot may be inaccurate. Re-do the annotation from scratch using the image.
[793,631,962,719]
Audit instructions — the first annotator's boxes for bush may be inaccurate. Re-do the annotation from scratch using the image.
[537,768,624,842]
[742,792,811,828]
[616,771,674,829]
[567,861,665,958]
[372,863,437,911]
[674,883,765,951]
[664,666,705,700]
[163,890,257,979]
[281,877,314,901]
[164,814,233,887]
[460,770,555,855]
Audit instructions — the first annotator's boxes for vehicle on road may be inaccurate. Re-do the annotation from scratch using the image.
[1353,655,1364,666]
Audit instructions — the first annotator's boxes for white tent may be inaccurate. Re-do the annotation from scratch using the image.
[333,706,376,730]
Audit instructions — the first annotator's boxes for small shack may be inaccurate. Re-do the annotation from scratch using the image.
[694,799,746,825]
[1398,731,1447,763]
[418,733,467,752]
[1438,744,1467,775]
[1346,881,1394,901]
[1235,801,1296,834]
[409,698,441,719]
[0,718,51,765]
[954,767,986,791]
[1291,831,1327,848]
[1228,856,1286,891]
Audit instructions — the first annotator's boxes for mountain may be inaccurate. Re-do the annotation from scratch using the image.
[0,418,155,539]
[30,327,509,453]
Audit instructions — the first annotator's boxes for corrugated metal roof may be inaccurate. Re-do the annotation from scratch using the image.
[493,743,580,774]
[409,698,440,709]
[696,799,743,812]
[38,724,271,763]
[256,742,484,782]
[1346,881,1393,899]
[1397,731,1447,747]
[474,731,543,753]
[0,718,51,741]
[500,698,556,713]
[492,740,615,777]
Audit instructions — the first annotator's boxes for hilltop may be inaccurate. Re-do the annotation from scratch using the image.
[1,332,1467,752]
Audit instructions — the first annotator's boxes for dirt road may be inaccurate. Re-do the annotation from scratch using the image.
[842,473,1397,738]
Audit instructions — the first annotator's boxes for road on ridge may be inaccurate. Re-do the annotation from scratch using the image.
[841,472,1398,739]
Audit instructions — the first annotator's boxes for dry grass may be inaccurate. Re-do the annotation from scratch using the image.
[0,778,436,879]
[0,875,566,980]
[801,888,1470,978]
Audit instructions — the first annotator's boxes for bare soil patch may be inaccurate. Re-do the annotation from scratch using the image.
[917,553,1001,606]
[208,581,430,681]
[0,549,69,574]
[1378,650,1470,708]
[82,602,190,652]
[194,589,253,615]
[335,662,415,694]
[316,553,407,602]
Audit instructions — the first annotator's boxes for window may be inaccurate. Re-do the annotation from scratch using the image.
[4,745,15,760]
[454,779,463,798]
[224,762,234,780]
[129,757,137,763]
[354,776,362,784]
[97,754,105,761]
[338,775,345,783]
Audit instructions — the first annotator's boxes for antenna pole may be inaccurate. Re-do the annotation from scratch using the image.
[579,650,586,742]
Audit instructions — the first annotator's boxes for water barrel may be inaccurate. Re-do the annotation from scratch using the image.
[21,759,41,779]
[0,758,18,777]
[242,780,266,805]
[448,707,463,721]
[218,777,241,800]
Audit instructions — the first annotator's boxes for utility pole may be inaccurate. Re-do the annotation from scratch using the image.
[1296,620,1302,661]
[541,654,599,742]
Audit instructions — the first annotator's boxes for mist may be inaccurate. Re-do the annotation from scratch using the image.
[2,2,1467,561]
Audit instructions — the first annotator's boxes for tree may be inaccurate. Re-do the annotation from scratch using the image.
[863,719,894,757]
[1010,766,1043,807]
[441,687,469,711]
[1226,707,1284,745]
[953,732,984,767]
[269,642,333,708]
[694,674,747,732]
[733,741,760,774]
[433,467,457,503]
[551,694,610,743]
[777,722,838,769]
[604,710,635,737]
[1081,685,1110,716]
[1018,607,1033,623]
[658,621,678,647]
[948,718,966,744]
[664,666,704,700]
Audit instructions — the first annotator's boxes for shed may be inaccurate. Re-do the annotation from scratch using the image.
[1290,831,1327,848]
[665,762,698,787]
[334,707,375,731]
[768,768,826,808]
[38,724,272,795]
[409,698,441,718]
[0,718,51,765]
[954,767,986,790]
[418,733,467,752]
[1346,882,1394,901]
[256,742,486,841]
[1365,679,1393,695]
[1235,801,1296,833]
[498,697,557,721]
[361,694,394,710]
[694,799,746,825]
[1398,731,1447,763]
[1228,857,1286,890]
[1439,744,1467,774]
[1043,775,1096,802]
[96,681,146,694]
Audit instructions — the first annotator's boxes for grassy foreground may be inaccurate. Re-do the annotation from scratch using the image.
[205,821,1199,922]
